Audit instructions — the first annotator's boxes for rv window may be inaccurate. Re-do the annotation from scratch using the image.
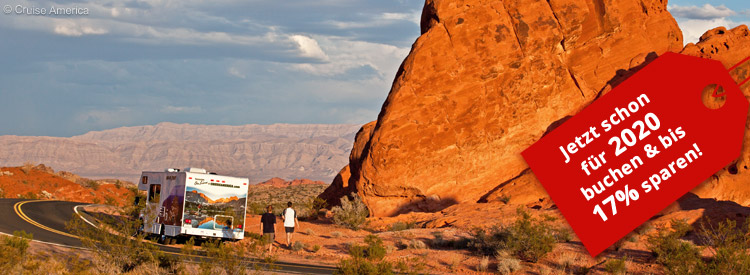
[148,184,161,203]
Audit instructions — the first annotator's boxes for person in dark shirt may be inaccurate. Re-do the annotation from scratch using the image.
[260,205,276,253]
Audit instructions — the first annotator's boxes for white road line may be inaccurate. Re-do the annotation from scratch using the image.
[73,205,99,229]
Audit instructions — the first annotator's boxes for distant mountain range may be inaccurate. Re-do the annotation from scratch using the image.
[0,122,361,183]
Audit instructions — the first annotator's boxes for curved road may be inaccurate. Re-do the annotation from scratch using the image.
[0,199,336,274]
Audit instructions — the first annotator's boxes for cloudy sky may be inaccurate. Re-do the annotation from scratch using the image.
[0,0,747,137]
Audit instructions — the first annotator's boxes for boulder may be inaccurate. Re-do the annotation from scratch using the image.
[681,25,750,206]
[321,0,683,216]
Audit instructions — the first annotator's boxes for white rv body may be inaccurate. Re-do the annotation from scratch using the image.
[138,168,249,240]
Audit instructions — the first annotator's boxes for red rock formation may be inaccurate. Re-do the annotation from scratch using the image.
[321,0,684,217]
[680,25,750,206]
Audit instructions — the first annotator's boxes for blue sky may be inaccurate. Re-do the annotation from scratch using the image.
[0,1,747,137]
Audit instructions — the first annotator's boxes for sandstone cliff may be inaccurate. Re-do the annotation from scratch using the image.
[680,25,750,207]
[0,122,360,183]
[322,0,687,216]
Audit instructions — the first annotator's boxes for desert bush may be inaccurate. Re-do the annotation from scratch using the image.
[292,241,305,252]
[469,207,556,262]
[305,228,315,235]
[408,239,427,250]
[307,197,328,219]
[698,218,750,274]
[389,221,417,231]
[104,195,117,206]
[364,235,387,260]
[336,258,393,275]
[332,193,369,230]
[395,256,427,275]
[19,191,38,199]
[477,256,489,272]
[430,231,447,247]
[337,240,393,275]
[0,230,33,271]
[331,231,344,238]
[21,162,33,174]
[604,256,628,274]
[83,179,100,190]
[554,228,573,243]
[646,219,703,274]
[312,244,321,253]
[66,211,165,273]
[201,239,246,275]
[496,250,521,274]
[498,195,511,204]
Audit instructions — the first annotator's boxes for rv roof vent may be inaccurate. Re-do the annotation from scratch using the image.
[185,167,207,174]
[165,168,181,172]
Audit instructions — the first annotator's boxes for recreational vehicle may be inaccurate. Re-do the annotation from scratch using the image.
[138,168,249,240]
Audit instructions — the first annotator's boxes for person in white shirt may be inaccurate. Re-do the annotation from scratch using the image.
[282,201,299,248]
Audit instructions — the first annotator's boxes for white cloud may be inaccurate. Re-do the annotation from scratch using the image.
[162,106,202,114]
[669,4,736,20]
[381,12,421,25]
[290,36,409,77]
[53,22,108,37]
[677,18,734,44]
[74,108,138,128]
[291,35,329,60]
[227,67,246,79]
[325,10,421,29]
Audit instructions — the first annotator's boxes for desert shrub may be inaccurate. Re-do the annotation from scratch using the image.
[496,250,521,274]
[0,231,33,271]
[336,258,393,275]
[19,192,38,199]
[244,231,263,240]
[104,196,117,206]
[498,195,511,204]
[477,256,489,272]
[698,218,750,274]
[201,238,247,275]
[646,219,703,274]
[395,256,427,275]
[337,238,393,275]
[331,231,343,238]
[364,235,387,260]
[389,221,417,231]
[469,207,556,262]
[554,228,573,243]
[21,162,33,174]
[305,228,315,235]
[83,180,100,190]
[292,241,305,252]
[408,239,427,250]
[66,211,164,273]
[307,197,328,219]
[332,193,368,230]
[604,256,628,274]
[430,231,446,247]
[312,244,321,253]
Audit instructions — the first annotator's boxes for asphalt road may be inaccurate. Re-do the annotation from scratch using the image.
[0,199,337,274]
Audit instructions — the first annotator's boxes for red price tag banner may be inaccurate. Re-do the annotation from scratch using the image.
[522,52,749,256]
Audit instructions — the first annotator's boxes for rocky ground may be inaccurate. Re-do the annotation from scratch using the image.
[0,164,134,206]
